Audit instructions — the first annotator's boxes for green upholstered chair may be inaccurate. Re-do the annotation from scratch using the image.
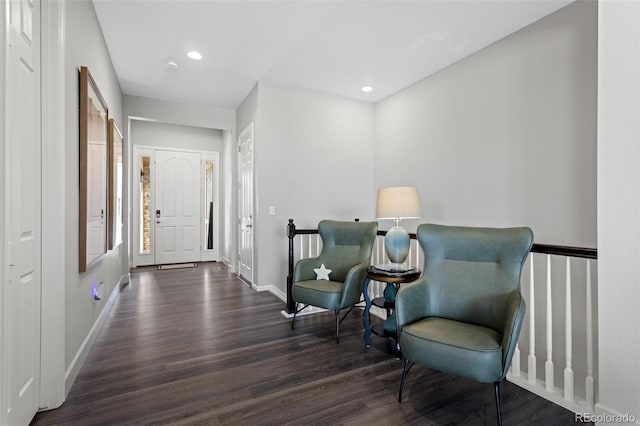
[291,219,377,343]
[396,223,533,425]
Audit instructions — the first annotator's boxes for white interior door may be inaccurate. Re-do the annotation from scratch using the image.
[3,0,42,424]
[238,124,254,283]
[155,150,201,265]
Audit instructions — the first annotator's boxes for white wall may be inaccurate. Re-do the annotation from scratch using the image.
[237,83,259,140]
[597,0,640,423]
[374,1,597,247]
[130,120,223,152]
[124,95,235,131]
[374,0,597,398]
[247,82,375,294]
[63,0,125,390]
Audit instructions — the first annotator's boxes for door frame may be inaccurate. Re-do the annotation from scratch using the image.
[201,151,221,262]
[131,145,221,267]
[39,0,66,410]
[132,146,155,266]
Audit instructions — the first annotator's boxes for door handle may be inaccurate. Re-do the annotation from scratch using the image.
[246,224,252,228]
[156,209,161,218]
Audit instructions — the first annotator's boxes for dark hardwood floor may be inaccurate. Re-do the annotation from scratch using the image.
[32,262,581,425]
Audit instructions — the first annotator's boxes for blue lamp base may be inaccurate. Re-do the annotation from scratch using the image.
[384,226,410,264]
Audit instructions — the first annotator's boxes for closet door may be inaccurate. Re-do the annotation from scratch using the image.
[3,0,42,424]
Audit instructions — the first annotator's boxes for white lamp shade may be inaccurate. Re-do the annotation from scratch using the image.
[376,186,421,220]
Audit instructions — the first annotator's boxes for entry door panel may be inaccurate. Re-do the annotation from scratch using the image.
[155,150,201,264]
[4,0,42,424]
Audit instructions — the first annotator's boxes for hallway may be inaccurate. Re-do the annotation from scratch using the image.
[32,263,581,425]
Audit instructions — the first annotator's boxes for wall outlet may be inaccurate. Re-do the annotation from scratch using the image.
[269,206,276,216]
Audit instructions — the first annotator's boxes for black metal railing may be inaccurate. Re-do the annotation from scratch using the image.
[286,219,597,313]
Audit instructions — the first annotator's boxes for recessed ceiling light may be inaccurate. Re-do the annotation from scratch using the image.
[361,85,374,93]
[165,60,178,70]
[187,51,202,60]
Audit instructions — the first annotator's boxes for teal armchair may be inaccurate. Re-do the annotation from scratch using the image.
[291,220,377,343]
[396,224,533,425]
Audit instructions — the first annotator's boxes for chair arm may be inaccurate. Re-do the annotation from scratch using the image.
[293,257,321,282]
[395,277,429,331]
[500,291,527,376]
[339,262,370,307]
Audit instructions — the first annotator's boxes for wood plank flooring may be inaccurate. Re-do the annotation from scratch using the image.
[32,263,583,425]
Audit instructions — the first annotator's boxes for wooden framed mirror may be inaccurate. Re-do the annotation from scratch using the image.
[79,66,109,272]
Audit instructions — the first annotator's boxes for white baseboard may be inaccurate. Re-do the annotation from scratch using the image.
[593,403,640,425]
[249,282,327,318]
[251,282,382,320]
[221,257,236,273]
[252,282,286,301]
[64,274,125,396]
[280,306,328,318]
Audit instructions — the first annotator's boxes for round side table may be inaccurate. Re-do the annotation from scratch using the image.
[362,265,421,349]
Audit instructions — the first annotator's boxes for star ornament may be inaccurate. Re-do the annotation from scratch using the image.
[314,264,332,281]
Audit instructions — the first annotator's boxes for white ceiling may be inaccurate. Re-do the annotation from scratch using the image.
[92,0,574,109]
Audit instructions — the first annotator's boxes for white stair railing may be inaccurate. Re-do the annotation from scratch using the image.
[507,245,597,415]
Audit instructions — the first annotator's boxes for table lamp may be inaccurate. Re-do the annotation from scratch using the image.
[376,186,421,265]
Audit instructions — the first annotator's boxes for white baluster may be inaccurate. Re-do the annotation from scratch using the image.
[528,253,537,385]
[564,257,574,401]
[308,235,312,258]
[511,343,521,376]
[299,236,304,259]
[408,238,413,268]
[382,238,386,263]
[585,259,594,411]
[413,238,418,268]
[511,256,530,378]
[545,254,554,392]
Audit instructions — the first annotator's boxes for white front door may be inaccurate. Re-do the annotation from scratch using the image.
[238,124,254,283]
[154,150,201,265]
[86,141,107,264]
[3,0,42,423]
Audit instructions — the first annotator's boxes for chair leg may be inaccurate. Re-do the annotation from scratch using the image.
[291,303,307,330]
[291,303,298,330]
[494,381,502,426]
[334,306,356,344]
[398,359,413,402]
